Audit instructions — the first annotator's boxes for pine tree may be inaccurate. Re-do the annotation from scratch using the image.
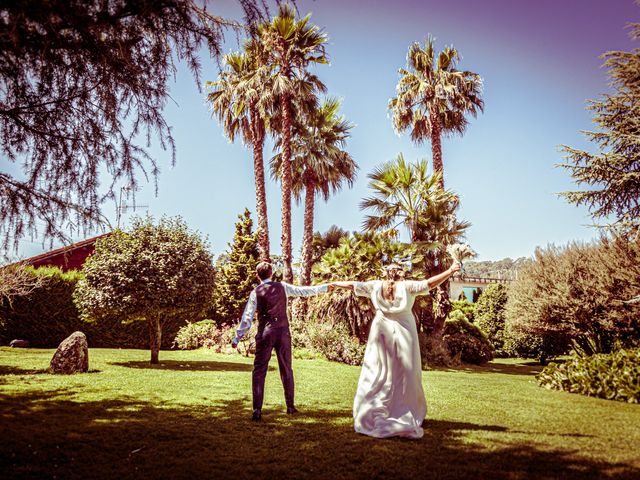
[210,209,260,325]
[0,1,266,250]
[559,20,640,232]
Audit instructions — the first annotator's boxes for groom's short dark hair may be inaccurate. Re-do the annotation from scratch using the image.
[256,262,273,280]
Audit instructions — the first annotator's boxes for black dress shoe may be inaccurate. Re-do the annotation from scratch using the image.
[252,410,262,421]
[286,407,298,415]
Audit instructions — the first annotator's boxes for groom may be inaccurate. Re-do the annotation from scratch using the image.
[232,262,333,421]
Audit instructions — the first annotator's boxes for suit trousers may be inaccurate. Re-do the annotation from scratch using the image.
[252,326,294,411]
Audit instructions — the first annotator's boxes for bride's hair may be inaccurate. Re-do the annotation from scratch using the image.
[381,263,405,301]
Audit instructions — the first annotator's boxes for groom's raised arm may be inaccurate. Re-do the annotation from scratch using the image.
[232,289,257,347]
[282,282,333,298]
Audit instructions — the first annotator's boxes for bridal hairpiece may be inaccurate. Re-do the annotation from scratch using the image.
[382,254,413,271]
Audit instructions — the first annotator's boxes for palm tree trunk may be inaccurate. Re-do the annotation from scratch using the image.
[430,108,444,190]
[429,111,449,334]
[250,110,270,262]
[148,318,162,364]
[433,280,452,337]
[300,181,315,286]
[280,94,294,283]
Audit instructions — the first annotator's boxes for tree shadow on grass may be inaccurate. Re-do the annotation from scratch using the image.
[431,361,545,376]
[111,359,274,372]
[0,365,51,384]
[0,365,48,376]
[0,390,637,480]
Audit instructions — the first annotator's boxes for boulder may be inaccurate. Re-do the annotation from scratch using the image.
[50,331,89,374]
[9,339,30,348]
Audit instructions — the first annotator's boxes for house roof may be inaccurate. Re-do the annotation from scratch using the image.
[17,232,112,266]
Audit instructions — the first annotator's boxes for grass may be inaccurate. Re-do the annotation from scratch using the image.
[1,348,639,479]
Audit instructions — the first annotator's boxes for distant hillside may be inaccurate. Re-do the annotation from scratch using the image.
[462,257,529,280]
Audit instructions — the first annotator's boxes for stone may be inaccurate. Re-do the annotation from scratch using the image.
[9,339,30,348]
[50,331,89,374]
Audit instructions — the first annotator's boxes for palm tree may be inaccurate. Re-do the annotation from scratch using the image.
[257,3,328,282]
[272,98,357,285]
[413,192,470,335]
[206,45,273,261]
[389,36,484,190]
[360,154,470,334]
[312,225,350,266]
[361,154,456,241]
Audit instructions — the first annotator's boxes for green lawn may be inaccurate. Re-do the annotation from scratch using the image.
[1,348,638,479]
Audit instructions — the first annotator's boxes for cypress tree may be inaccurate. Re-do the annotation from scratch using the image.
[210,209,260,325]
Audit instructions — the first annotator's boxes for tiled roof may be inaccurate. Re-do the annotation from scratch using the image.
[17,232,111,265]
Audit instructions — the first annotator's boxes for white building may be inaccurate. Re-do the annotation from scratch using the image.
[449,276,511,302]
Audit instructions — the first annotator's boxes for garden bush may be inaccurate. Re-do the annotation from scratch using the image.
[419,333,458,368]
[0,266,185,349]
[503,326,568,365]
[0,267,83,347]
[474,283,509,356]
[290,315,365,366]
[449,299,475,322]
[505,236,640,361]
[304,290,373,342]
[173,320,235,352]
[442,317,494,365]
[537,348,640,403]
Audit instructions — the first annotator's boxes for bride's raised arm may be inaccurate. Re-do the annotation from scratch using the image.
[330,280,378,297]
[405,263,461,296]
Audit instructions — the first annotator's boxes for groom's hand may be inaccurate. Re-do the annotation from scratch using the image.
[327,283,335,293]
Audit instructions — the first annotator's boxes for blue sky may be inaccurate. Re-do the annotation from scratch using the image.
[13,0,640,262]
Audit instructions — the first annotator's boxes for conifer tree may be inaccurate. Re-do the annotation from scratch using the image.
[559,20,640,232]
[211,209,260,325]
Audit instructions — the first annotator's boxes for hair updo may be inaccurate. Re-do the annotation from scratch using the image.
[381,263,405,301]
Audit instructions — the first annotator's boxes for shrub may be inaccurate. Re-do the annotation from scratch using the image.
[537,348,640,403]
[304,290,373,342]
[446,309,469,323]
[474,283,508,356]
[291,317,365,366]
[505,236,640,361]
[172,320,234,352]
[311,231,425,339]
[449,299,475,322]
[0,266,184,348]
[419,333,458,368]
[442,317,493,365]
[0,267,83,347]
[503,326,568,365]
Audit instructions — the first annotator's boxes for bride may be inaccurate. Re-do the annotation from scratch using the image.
[334,261,460,439]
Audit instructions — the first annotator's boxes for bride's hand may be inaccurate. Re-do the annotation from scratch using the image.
[449,263,461,275]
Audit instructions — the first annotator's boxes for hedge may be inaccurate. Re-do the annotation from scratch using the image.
[0,267,184,348]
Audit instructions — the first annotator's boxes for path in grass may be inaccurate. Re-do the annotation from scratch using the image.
[1,347,638,479]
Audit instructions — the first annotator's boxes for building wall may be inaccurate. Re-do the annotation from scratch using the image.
[450,278,509,302]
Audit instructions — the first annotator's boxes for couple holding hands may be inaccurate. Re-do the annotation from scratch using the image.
[231,260,461,439]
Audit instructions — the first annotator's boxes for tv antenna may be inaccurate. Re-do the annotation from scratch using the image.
[116,185,148,228]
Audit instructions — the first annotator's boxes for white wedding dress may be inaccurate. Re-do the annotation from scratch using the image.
[352,279,430,439]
